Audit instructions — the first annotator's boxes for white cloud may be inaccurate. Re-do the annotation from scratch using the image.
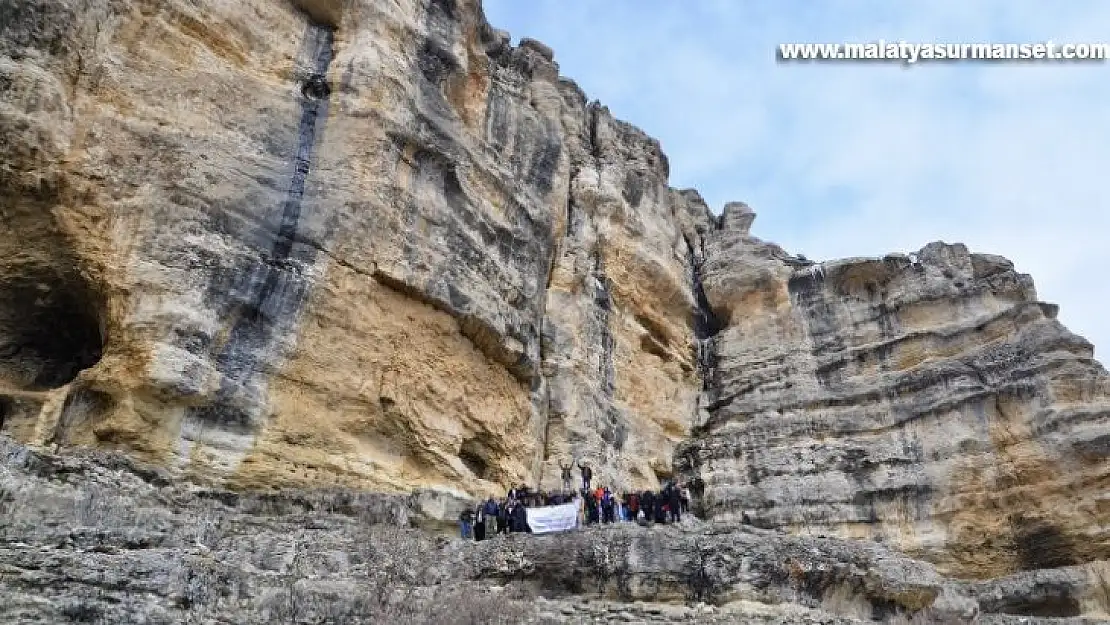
[483,0,1110,360]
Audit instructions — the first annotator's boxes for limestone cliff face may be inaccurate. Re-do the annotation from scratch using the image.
[0,0,709,498]
[2,0,1108,583]
[676,209,1110,579]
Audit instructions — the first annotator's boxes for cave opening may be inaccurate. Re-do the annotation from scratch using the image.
[459,437,491,479]
[1012,518,1077,571]
[995,596,1081,619]
[0,271,104,391]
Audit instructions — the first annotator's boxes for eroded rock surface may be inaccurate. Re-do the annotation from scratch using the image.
[2,0,1109,593]
[677,227,1110,579]
[0,0,710,500]
[5,435,1110,623]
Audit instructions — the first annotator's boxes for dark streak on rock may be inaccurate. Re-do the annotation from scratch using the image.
[593,253,615,399]
[622,170,644,208]
[417,38,458,86]
[187,22,335,430]
[527,124,562,196]
[685,235,722,393]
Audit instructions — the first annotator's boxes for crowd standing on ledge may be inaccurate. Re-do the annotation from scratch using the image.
[458,461,692,539]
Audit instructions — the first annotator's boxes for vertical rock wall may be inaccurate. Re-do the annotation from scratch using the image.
[0,0,710,498]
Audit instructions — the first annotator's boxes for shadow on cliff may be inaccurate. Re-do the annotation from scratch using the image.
[0,190,105,394]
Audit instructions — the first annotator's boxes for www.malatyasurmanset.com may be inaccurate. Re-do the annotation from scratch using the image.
[778,40,1110,64]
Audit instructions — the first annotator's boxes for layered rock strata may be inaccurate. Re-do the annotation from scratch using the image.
[676,213,1110,579]
[2,0,1109,587]
[5,435,1110,623]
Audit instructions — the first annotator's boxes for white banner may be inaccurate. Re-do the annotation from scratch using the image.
[525,501,579,534]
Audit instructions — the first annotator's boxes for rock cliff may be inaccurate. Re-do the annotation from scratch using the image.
[2,0,1109,598]
[1,0,710,499]
[676,220,1110,579]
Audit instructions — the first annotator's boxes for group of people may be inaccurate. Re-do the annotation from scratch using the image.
[457,459,692,539]
[458,485,575,540]
[581,482,689,526]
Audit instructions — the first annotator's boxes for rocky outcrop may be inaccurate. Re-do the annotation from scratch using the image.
[677,224,1110,579]
[6,435,1110,623]
[3,0,1109,592]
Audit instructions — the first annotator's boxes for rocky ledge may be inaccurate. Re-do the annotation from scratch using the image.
[3,436,1109,623]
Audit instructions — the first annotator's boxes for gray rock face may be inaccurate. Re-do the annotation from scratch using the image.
[5,435,1108,623]
[677,227,1110,578]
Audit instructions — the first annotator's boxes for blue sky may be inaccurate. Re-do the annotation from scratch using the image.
[482,0,1110,362]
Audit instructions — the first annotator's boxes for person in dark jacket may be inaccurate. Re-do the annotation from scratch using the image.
[510,502,529,533]
[667,485,682,523]
[483,498,499,537]
[474,504,486,541]
[459,508,473,539]
[586,492,599,525]
[640,490,655,525]
[578,459,593,491]
[497,501,510,534]
[600,490,614,524]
